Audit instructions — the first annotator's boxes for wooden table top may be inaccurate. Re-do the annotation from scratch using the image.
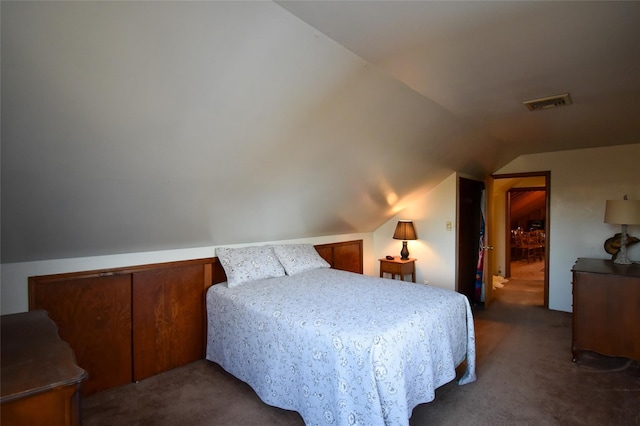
[1,310,87,403]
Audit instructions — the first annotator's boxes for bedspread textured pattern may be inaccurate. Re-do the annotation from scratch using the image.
[206,268,476,426]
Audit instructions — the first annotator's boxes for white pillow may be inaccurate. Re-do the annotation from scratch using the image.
[272,244,331,276]
[216,246,286,288]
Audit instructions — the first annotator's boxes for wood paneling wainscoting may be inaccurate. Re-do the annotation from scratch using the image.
[29,259,214,395]
[28,240,363,396]
[310,240,363,274]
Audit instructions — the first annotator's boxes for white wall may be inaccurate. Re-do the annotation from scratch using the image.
[373,173,458,290]
[1,232,373,315]
[5,144,637,315]
[2,1,494,265]
[496,144,640,312]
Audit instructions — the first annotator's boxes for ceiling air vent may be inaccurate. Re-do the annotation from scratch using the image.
[523,93,572,111]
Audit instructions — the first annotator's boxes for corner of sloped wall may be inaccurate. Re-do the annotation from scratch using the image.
[373,172,458,290]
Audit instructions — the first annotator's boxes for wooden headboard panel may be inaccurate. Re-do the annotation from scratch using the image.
[210,239,364,286]
[314,239,363,275]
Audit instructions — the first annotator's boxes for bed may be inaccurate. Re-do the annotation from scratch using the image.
[206,240,476,426]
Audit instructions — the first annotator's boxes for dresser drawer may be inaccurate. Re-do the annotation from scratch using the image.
[378,258,416,283]
[381,262,403,274]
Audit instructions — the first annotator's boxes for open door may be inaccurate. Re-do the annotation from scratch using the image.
[457,177,485,304]
[483,175,495,307]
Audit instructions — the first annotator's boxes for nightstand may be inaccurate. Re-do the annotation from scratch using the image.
[379,257,416,282]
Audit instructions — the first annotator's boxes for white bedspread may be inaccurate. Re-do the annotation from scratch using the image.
[206,268,476,426]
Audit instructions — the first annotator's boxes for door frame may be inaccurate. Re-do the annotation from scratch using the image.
[483,175,494,307]
[490,171,550,309]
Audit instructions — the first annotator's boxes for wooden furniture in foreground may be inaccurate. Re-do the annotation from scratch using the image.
[379,257,416,282]
[571,258,640,362]
[28,239,364,396]
[1,310,87,426]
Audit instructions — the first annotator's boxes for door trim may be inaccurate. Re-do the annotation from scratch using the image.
[491,171,550,309]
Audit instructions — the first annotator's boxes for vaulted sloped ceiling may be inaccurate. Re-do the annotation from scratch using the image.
[278,1,640,153]
[2,1,639,263]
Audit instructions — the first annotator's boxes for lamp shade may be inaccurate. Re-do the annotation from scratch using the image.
[604,199,640,225]
[393,221,417,241]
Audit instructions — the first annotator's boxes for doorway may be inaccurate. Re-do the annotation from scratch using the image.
[491,172,549,308]
[507,188,546,280]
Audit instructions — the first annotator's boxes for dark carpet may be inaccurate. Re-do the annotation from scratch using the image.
[83,279,640,425]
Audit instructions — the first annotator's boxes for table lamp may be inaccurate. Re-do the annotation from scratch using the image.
[604,195,640,264]
[393,220,417,260]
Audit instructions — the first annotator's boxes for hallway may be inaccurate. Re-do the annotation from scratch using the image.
[497,259,545,306]
[510,259,544,281]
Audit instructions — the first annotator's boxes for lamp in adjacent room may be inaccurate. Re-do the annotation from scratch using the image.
[604,195,640,264]
[393,220,418,260]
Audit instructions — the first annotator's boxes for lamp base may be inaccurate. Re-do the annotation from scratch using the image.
[400,241,410,260]
[613,224,633,264]
[613,256,632,265]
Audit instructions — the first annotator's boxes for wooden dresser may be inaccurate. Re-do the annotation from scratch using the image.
[1,310,87,426]
[571,258,640,362]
